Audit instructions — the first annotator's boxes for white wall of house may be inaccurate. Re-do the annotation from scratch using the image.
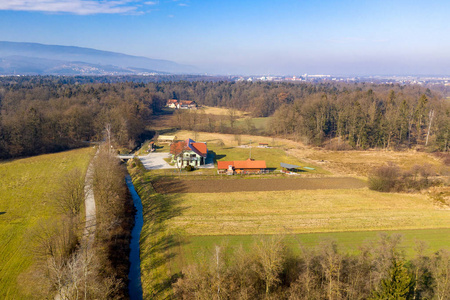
[174,151,203,167]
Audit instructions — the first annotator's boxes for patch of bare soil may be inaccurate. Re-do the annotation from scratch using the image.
[153,177,367,193]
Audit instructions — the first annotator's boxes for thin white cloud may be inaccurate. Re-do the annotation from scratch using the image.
[0,0,147,15]
[144,1,158,5]
[178,3,188,6]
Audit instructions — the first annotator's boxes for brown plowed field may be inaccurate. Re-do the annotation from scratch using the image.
[153,177,366,193]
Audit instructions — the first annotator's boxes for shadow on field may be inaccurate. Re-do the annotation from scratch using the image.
[0,211,5,215]
[213,153,226,160]
[153,179,189,194]
[139,174,188,297]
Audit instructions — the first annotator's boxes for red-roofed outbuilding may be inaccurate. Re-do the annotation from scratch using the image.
[217,158,267,174]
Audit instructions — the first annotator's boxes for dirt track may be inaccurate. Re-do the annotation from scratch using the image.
[153,177,367,193]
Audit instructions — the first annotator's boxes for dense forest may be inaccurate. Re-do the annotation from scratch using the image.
[0,76,448,159]
[0,78,165,159]
[165,81,449,151]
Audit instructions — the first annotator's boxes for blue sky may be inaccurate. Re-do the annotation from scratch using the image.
[0,0,449,75]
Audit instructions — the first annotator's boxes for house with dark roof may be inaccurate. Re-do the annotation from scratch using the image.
[217,158,267,175]
[170,138,208,167]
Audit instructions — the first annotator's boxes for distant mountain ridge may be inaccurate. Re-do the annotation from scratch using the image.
[0,41,198,75]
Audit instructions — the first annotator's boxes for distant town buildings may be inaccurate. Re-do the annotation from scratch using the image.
[231,75,450,86]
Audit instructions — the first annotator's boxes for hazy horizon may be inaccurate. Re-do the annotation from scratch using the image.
[0,0,449,76]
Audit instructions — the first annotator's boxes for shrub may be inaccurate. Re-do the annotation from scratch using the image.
[369,163,439,193]
[185,165,194,172]
[368,164,401,192]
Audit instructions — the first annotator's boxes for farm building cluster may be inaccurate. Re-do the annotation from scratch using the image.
[166,99,197,109]
[153,136,309,175]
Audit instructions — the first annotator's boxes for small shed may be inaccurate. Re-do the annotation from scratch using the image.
[280,162,301,173]
[148,141,155,152]
[158,135,176,144]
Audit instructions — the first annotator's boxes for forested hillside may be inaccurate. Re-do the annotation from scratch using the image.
[0,77,448,160]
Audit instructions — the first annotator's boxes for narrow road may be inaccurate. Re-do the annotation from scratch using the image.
[82,155,96,248]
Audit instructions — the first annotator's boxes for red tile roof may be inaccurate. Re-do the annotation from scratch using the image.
[217,159,266,170]
[170,141,189,155]
[167,99,178,104]
[180,100,195,105]
[170,139,207,158]
[217,161,234,170]
[191,142,207,157]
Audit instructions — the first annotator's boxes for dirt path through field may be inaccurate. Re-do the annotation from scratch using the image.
[82,153,96,248]
[154,177,366,193]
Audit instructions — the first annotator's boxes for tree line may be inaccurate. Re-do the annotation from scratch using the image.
[147,79,448,151]
[269,88,449,150]
[166,81,448,151]
[174,235,450,300]
[1,77,448,160]
[0,78,165,159]
[31,146,133,299]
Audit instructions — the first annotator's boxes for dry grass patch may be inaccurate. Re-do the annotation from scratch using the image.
[175,130,300,148]
[198,106,248,117]
[288,148,446,177]
[169,189,450,236]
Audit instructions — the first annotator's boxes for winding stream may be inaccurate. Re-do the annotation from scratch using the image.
[126,175,144,300]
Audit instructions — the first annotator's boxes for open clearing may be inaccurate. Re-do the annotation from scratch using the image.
[198,106,247,117]
[0,148,93,299]
[154,177,366,193]
[168,189,450,236]
[175,130,300,148]
[288,148,446,177]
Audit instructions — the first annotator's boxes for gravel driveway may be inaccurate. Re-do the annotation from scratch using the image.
[139,152,176,170]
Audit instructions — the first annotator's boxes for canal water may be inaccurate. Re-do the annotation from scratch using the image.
[126,175,144,300]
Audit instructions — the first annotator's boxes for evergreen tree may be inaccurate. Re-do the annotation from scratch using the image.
[371,259,413,300]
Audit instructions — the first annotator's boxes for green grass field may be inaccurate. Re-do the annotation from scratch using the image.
[234,117,273,133]
[207,143,327,173]
[180,228,450,265]
[0,148,94,299]
[169,189,450,236]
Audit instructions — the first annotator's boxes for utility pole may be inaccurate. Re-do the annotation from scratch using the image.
[249,139,252,159]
